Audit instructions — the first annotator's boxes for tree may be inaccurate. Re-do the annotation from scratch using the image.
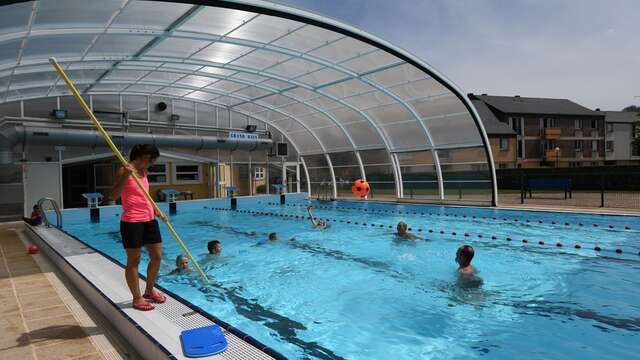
[622,105,640,112]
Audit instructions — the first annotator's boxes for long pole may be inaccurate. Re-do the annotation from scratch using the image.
[49,58,208,283]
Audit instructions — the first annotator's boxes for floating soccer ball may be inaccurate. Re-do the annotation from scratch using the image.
[352,179,370,198]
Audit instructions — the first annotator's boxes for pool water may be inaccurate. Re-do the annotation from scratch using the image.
[63,199,640,360]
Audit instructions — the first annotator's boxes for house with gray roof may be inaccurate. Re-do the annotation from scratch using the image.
[470,94,605,168]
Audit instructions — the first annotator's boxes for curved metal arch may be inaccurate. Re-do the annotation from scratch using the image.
[204,0,498,204]
[0,1,497,203]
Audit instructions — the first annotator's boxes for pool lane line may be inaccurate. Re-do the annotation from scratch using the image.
[208,207,639,257]
[260,202,634,231]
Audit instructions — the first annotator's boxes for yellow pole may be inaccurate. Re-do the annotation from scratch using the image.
[49,57,208,283]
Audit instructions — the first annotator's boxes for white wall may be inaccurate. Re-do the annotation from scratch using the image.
[23,162,62,216]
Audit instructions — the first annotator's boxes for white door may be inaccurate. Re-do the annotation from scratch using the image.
[23,162,62,216]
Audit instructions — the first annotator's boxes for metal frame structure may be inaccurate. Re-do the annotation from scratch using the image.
[0,0,498,205]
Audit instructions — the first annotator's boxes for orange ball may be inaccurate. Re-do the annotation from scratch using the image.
[351,179,370,198]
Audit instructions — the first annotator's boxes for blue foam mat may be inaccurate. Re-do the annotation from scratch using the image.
[180,324,228,358]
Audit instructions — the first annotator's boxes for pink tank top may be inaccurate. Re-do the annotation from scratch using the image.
[121,171,155,223]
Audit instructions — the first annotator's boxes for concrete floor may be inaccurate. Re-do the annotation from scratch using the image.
[0,223,138,360]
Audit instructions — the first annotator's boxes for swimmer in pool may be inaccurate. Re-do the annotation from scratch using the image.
[456,245,476,275]
[395,221,423,240]
[269,232,278,241]
[207,240,222,255]
[168,254,193,275]
[307,206,327,229]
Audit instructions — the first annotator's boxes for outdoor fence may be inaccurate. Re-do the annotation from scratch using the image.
[497,166,640,210]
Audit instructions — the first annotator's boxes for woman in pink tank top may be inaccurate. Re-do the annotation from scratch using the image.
[110,144,167,311]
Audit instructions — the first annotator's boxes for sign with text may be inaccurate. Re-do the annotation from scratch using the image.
[228,131,258,140]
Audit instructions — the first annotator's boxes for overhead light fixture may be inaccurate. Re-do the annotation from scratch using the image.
[245,124,257,132]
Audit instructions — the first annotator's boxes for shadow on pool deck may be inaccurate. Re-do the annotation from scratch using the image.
[0,222,137,360]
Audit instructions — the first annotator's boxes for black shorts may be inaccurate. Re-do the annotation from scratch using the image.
[120,220,162,249]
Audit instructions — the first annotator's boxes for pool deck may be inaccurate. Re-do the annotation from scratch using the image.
[0,222,135,360]
[22,222,281,360]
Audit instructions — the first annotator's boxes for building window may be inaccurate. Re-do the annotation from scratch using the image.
[590,119,597,129]
[606,141,614,152]
[438,149,450,160]
[499,137,509,151]
[569,161,581,167]
[542,118,557,128]
[254,167,265,180]
[147,164,168,184]
[172,163,201,184]
[575,119,582,129]
[606,123,614,133]
[591,140,598,152]
[498,163,508,169]
[575,140,583,152]
[509,117,522,135]
[590,162,599,166]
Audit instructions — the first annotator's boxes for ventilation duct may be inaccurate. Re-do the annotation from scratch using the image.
[0,126,273,164]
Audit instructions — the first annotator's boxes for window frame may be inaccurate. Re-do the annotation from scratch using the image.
[499,137,509,151]
[172,163,202,184]
[147,163,169,185]
[254,166,265,180]
[575,140,583,152]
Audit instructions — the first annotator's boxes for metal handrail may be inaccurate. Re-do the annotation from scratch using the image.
[37,197,62,229]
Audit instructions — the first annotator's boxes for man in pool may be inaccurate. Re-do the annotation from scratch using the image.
[306,206,327,229]
[395,221,423,240]
[269,232,278,241]
[207,240,222,255]
[456,245,476,274]
[168,254,193,275]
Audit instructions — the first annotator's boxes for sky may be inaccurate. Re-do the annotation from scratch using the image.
[268,0,639,111]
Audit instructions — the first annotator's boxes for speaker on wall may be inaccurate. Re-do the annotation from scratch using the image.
[276,142,288,157]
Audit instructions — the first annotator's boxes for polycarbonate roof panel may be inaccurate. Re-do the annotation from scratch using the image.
[191,42,253,63]
[32,0,126,29]
[0,2,33,34]
[0,40,23,65]
[111,1,192,30]
[178,7,255,35]
[272,25,343,52]
[309,36,376,63]
[230,49,291,70]
[88,34,155,56]
[0,0,490,170]
[228,14,303,44]
[146,38,210,58]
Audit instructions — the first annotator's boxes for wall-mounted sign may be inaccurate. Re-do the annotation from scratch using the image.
[229,132,258,140]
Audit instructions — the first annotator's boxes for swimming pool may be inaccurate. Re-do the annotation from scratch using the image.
[62,196,640,359]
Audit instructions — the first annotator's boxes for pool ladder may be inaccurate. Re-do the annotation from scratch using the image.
[37,197,63,229]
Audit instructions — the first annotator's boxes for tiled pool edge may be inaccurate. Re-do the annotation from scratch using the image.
[23,224,177,360]
[24,202,291,360]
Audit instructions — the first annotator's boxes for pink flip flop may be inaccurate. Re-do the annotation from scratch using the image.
[143,292,167,304]
[133,301,155,311]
